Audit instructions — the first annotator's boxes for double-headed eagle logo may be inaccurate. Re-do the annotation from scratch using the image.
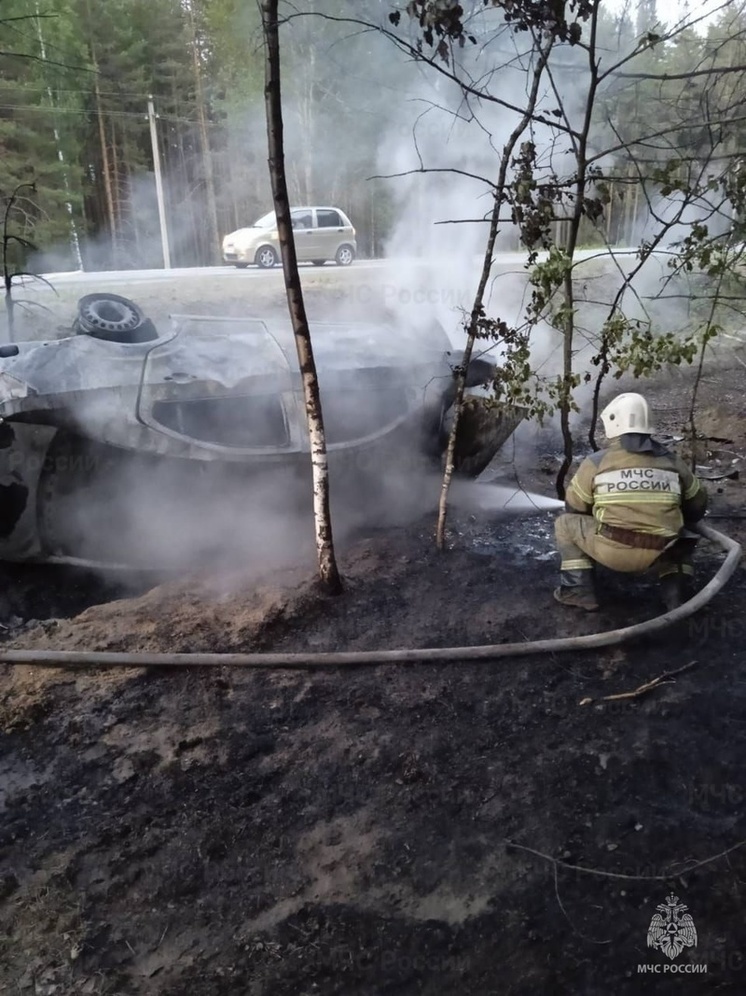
[647,894,698,960]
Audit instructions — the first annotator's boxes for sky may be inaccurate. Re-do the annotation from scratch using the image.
[611,0,732,30]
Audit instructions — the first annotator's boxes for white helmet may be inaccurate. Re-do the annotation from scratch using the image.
[600,392,652,438]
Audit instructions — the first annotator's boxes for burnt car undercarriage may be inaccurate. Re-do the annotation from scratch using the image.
[0,295,523,569]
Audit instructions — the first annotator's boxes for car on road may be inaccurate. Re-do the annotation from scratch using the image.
[222,207,357,269]
[0,294,522,569]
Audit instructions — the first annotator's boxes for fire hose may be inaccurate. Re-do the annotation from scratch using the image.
[0,523,740,670]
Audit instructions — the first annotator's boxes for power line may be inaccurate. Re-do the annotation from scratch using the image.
[0,102,205,126]
[0,85,186,99]
[0,102,133,118]
[2,17,87,64]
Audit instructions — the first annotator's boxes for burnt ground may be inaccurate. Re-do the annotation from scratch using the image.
[0,356,745,995]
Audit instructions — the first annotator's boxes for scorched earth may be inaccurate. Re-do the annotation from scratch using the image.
[0,284,745,995]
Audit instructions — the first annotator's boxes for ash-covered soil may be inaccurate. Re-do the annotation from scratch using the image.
[0,356,745,995]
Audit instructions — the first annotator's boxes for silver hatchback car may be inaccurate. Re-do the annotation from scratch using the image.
[222,206,357,269]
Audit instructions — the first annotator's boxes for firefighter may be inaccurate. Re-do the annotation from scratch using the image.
[554,392,707,612]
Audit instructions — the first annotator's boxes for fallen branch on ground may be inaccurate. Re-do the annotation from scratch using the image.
[578,661,697,707]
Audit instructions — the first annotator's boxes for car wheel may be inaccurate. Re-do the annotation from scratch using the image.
[234,262,249,269]
[312,260,326,266]
[335,245,355,266]
[255,245,278,268]
[441,397,525,479]
[72,293,159,343]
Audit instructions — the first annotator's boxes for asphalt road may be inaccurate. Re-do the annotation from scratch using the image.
[39,258,390,285]
[39,247,655,286]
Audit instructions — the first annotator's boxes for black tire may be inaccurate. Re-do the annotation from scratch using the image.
[255,245,278,268]
[429,358,505,479]
[335,244,355,266]
[73,293,159,344]
[234,262,249,269]
[312,260,326,266]
[439,399,498,479]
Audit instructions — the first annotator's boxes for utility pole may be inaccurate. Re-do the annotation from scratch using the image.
[147,96,171,269]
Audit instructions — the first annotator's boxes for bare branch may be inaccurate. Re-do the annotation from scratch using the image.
[616,63,746,82]
[367,167,497,189]
[11,272,57,292]
[282,10,580,138]
[0,50,94,73]
[506,837,746,882]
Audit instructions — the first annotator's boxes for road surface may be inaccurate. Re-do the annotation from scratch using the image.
[37,247,659,287]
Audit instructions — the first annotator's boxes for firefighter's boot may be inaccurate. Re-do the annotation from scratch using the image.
[553,570,599,612]
[660,574,688,612]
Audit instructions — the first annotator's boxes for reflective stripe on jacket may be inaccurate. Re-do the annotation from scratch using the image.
[565,438,707,537]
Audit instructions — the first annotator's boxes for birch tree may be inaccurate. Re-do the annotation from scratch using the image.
[434,35,557,549]
[260,0,342,594]
[310,1,746,544]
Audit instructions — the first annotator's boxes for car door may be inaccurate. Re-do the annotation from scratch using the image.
[315,208,347,258]
[290,208,318,261]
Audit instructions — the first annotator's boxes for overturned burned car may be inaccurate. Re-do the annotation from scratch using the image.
[0,295,522,569]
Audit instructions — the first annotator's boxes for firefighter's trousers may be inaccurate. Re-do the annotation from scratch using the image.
[554,513,695,579]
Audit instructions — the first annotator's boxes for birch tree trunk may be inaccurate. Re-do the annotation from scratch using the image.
[92,58,116,260]
[187,0,221,264]
[111,121,125,265]
[261,0,342,594]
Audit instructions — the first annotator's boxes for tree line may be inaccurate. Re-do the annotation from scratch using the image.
[1,0,746,271]
[1,0,395,269]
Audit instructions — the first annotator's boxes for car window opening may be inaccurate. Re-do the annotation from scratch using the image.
[253,212,276,229]
[152,395,289,448]
[317,210,342,228]
[321,387,411,444]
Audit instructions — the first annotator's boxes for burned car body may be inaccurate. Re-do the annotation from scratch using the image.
[0,295,522,569]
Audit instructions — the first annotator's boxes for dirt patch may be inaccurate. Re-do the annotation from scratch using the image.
[0,356,745,994]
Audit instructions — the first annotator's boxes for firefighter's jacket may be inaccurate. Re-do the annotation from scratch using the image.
[565,434,707,539]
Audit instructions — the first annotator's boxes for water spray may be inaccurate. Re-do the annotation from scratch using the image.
[449,480,565,515]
